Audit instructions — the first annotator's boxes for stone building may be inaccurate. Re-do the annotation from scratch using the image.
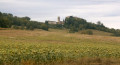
[57,16,64,25]
[47,17,64,25]
[47,21,56,24]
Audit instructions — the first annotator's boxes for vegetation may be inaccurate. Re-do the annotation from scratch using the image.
[0,29,120,65]
[0,11,120,36]
[64,16,120,36]
[45,21,63,29]
[81,30,93,35]
[0,12,48,31]
[0,11,120,65]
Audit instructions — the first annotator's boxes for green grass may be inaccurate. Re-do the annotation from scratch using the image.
[0,29,120,65]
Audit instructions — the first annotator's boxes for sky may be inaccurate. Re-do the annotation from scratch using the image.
[0,0,120,29]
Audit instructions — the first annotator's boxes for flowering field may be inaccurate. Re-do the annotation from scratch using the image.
[0,29,120,65]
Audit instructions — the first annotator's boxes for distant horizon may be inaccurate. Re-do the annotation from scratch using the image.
[0,0,120,29]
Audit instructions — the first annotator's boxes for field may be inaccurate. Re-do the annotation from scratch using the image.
[0,29,120,65]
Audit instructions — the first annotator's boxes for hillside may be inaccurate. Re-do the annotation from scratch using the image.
[1,12,120,37]
[78,29,113,36]
[0,29,120,65]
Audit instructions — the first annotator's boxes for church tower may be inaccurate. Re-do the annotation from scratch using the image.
[58,16,60,24]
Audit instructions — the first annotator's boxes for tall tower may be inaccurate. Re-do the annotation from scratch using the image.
[58,16,60,24]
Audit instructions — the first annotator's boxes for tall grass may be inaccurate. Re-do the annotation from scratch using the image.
[0,29,120,65]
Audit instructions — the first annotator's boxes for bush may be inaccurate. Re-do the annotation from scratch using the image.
[41,24,49,31]
[20,25,25,30]
[29,26,34,30]
[81,30,93,35]
[113,32,120,37]
[12,25,19,29]
[69,26,78,33]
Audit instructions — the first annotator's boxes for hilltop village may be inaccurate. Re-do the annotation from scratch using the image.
[46,17,64,25]
[0,11,120,36]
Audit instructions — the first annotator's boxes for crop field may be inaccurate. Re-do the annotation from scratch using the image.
[0,29,120,65]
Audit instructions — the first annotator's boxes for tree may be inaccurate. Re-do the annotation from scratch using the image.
[64,16,87,32]
[41,24,49,31]
[97,21,104,27]
[29,26,34,30]
[20,24,25,30]
[23,16,30,21]
[45,20,48,25]
[12,25,19,29]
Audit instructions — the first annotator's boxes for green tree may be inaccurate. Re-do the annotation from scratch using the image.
[41,24,48,31]
[29,26,34,30]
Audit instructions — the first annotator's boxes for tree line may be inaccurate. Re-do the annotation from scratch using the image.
[0,12,48,31]
[64,16,120,36]
[0,12,120,36]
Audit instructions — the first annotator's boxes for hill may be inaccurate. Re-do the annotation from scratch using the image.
[0,29,120,65]
[0,11,120,65]
[0,12,120,36]
[64,16,120,36]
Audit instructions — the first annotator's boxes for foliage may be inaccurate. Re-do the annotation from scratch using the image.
[64,16,87,29]
[55,24,63,29]
[0,12,48,31]
[11,25,19,29]
[20,25,25,30]
[41,24,49,31]
[0,12,120,36]
[64,16,120,36]
[46,20,63,29]
[69,26,78,33]
[112,29,120,36]
[81,30,93,35]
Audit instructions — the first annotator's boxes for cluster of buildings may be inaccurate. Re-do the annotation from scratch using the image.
[46,17,64,25]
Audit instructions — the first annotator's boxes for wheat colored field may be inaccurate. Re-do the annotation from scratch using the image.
[0,29,120,65]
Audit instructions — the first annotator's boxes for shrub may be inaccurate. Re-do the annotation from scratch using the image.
[41,24,49,31]
[113,32,120,37]
[12,25,19,29]
[29,26,34,30]
[20,25,25,30]
[69,26,78,33]
[81,30,93,35]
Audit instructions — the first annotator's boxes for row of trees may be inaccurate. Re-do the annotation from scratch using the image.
[0,12,48,31]
[63,16,120,36]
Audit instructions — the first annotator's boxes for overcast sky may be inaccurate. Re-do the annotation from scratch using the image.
[0,0,120,29]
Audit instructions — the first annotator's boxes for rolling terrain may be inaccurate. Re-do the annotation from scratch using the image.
[0,29,120,65]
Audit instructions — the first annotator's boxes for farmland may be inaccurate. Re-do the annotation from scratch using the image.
[0,29,120,65]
